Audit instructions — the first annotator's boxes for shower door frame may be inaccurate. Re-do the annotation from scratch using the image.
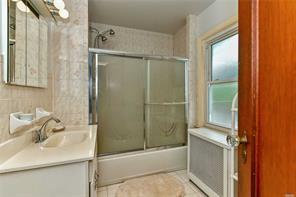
[88,48,189,156]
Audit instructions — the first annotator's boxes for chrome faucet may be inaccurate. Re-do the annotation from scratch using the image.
[35,117,61,143]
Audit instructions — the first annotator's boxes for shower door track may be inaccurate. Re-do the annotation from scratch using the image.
[98,143,186,157]
[89,48,189,61]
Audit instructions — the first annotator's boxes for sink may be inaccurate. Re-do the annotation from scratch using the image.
[41,131,88,148]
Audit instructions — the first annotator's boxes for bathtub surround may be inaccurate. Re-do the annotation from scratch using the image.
[89,23,174,56]
[50,0,89,126]
[89,22,190,59]
[89,20,198,128]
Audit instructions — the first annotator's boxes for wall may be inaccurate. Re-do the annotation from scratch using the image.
[0,2,52,143]
[50,0,89,126]
[186,15,198,128]
[0,74,52,144]
[195,0,238,127]
[196,0,238,37]
[89,22,174,56]
[0,58,52,144]
[0,0,89,143]
[173,25,186,57]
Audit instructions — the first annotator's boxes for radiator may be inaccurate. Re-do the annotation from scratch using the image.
[188,128,230,197]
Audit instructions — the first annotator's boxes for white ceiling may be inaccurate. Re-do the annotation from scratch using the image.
[88,0,216,34]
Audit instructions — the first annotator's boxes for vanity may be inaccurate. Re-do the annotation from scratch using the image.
[0,1,97,196]
[0,125,98,197]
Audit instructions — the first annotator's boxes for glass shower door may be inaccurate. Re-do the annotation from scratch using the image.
[97,55,145,154]
[145,59,187,148]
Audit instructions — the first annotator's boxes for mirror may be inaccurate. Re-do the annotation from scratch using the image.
[4,0,49,87]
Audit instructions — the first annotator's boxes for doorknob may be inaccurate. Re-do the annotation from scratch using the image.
[226,131,248,163]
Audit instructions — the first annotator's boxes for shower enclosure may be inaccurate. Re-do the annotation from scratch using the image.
[89,48,188,156]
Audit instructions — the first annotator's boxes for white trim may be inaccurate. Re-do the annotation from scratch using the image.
[0,0,8,82]
[187,129,190,175]
[205,28,238,131]
[188,128,230,149]
[188,172,220,197]
[188,129,231,197]
[196,15,238,128]
[223,148,229,197]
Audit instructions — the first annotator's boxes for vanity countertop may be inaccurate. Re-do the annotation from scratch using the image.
[0,125,97,174]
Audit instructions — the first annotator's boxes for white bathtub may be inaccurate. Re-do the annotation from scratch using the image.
[97,146,187,186]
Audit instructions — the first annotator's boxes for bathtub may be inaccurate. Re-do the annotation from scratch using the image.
[97,146,187,186]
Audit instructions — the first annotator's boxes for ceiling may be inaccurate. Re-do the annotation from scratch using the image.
[88,0,216,34]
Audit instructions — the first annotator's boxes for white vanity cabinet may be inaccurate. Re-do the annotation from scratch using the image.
[0,125,98,197]
[0,159,97,197]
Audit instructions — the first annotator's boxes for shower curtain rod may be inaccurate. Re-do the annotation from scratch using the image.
[89,48,189,62]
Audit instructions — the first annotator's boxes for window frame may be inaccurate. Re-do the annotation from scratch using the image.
[205,26,238,132]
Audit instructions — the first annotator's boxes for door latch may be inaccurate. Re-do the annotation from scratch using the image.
[227,131,248,163]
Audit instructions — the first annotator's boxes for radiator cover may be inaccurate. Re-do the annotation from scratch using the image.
[188,131,229,197]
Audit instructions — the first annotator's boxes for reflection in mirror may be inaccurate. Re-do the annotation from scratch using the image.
[26,4,39,87]
[9,0,27,85]
[6,0,48,88]
[38,16,48,87]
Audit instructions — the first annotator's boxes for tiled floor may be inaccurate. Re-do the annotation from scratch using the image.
[97,170,207,197]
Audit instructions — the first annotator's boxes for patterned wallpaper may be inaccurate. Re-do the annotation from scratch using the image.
[89,22,174,56]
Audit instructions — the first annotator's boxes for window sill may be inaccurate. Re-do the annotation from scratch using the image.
[204,123,231,134]
[188,127,230,149]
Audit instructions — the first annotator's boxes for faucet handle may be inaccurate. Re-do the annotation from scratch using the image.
[52,125,66,132]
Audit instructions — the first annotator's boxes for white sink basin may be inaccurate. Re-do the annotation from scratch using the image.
[41,131,88,148]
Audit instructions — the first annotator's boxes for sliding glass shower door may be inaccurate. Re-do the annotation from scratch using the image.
[89,49,188,155]
[145,59,187,148]
[97,55,145,154]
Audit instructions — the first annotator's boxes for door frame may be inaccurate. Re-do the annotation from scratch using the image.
[238,0,259,196]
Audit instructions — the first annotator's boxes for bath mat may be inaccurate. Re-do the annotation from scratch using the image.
[116,173,185,197]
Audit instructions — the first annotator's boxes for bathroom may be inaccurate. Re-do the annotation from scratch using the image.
[0,0,295,196]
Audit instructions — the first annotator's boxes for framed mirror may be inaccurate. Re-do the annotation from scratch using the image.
[1,0,51,88]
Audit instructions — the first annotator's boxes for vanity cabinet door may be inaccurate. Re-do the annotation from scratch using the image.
[0,162,89,197]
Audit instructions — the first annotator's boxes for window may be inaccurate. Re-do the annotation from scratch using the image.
[206,30,238,129]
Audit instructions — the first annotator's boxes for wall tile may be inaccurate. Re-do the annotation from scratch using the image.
[51,0,89,126]
[89,22,174,56]
[173,25,187,57]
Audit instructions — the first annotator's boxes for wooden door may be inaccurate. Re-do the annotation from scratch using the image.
[239,0,296,196]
